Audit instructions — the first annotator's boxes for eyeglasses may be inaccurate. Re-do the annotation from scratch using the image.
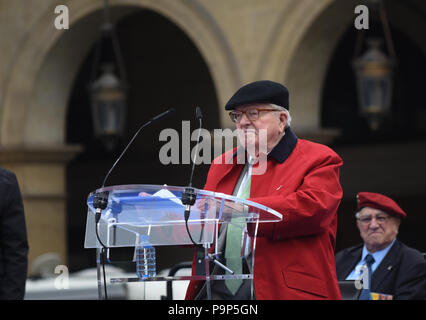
[357,214,389,225]
[228,108,279,123]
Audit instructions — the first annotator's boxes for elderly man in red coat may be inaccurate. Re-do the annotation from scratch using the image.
[185,80,343,300]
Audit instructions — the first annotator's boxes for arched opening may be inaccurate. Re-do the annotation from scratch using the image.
[321,27,426,143]
[321,10,426,252]
[259,0,356,134]
[66,8,219,272]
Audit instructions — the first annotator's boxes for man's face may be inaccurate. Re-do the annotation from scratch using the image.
[234,104,287,156]
[356,207,401,252]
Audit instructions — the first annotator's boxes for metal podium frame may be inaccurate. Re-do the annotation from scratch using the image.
[84,184,282,300]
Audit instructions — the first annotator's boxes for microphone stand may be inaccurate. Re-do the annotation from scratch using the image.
[92,108,175,300]
[93,191,109,300]
[181,107,202,247]
[181,108,231,292]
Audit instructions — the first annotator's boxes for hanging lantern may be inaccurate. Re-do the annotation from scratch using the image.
[353,38,395,130]
[352,0,396,131]
[89,0,127,151]
[90,64,126,151]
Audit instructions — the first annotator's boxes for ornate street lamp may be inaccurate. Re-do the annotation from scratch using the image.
[352,0,396,131]
[91,64,126,151]
[353,38,395,130]
[89,0,127,151]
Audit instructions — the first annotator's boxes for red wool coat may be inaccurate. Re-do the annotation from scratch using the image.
[185,129,343,300]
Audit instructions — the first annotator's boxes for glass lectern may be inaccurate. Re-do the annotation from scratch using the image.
[85,184,282,300]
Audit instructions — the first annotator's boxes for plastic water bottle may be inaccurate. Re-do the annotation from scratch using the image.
[136,236,156,279]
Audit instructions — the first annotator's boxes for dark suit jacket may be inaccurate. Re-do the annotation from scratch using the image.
[335,240,426,300]
[0,168,29,299]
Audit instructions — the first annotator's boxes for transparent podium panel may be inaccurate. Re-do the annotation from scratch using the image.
[85,184,282,249]
[84,184,282,300]
[84,194,217,248]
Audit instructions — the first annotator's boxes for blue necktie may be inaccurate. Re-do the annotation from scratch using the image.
[358,254,375,300]
[224,175,251,295]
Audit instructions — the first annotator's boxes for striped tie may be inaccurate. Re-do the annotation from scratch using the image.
[358,254,375,300]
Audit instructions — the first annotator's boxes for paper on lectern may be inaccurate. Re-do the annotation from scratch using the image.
[152,188,184,207]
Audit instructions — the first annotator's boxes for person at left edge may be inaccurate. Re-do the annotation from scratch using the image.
[185,80,344,300]
[0,167,29,299]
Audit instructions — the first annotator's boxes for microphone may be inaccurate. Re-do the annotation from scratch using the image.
[92,108,175,300]
[189,106,203,188]
[93,108,176,240]
[195,106,202,122]
[101,108,175,188]
[182,107,203,246]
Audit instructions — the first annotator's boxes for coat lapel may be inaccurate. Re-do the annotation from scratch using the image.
[342,245,363,279]
[371,240,400,291]
[207,149,244,194]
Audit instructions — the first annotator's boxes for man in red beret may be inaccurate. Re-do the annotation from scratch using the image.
[335,192,426,300]
[185,80,344,300]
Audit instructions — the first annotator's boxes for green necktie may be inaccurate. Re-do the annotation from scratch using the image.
[224,174,251,295]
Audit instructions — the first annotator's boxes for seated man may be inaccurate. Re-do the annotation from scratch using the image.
[335,192,426,300]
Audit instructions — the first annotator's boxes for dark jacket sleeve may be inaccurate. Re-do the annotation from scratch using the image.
[0,170,29,300]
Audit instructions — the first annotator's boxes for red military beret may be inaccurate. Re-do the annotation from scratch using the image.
[357,192,406,219]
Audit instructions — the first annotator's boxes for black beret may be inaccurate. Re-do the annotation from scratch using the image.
[225,80,289,110]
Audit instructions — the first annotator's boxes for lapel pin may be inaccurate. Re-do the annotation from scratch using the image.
[387,266,392,271]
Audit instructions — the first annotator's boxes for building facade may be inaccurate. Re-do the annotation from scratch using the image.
[1,0,425,275]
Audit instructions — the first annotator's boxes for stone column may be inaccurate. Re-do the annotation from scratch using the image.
[0,144,81,276]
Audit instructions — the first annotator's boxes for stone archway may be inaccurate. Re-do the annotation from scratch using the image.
[0,0,240,146]
[253,0,426,253]
[66,7,223,271]
[0,0,240,272]
[257,0,426,139]
[256,0,356,137]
